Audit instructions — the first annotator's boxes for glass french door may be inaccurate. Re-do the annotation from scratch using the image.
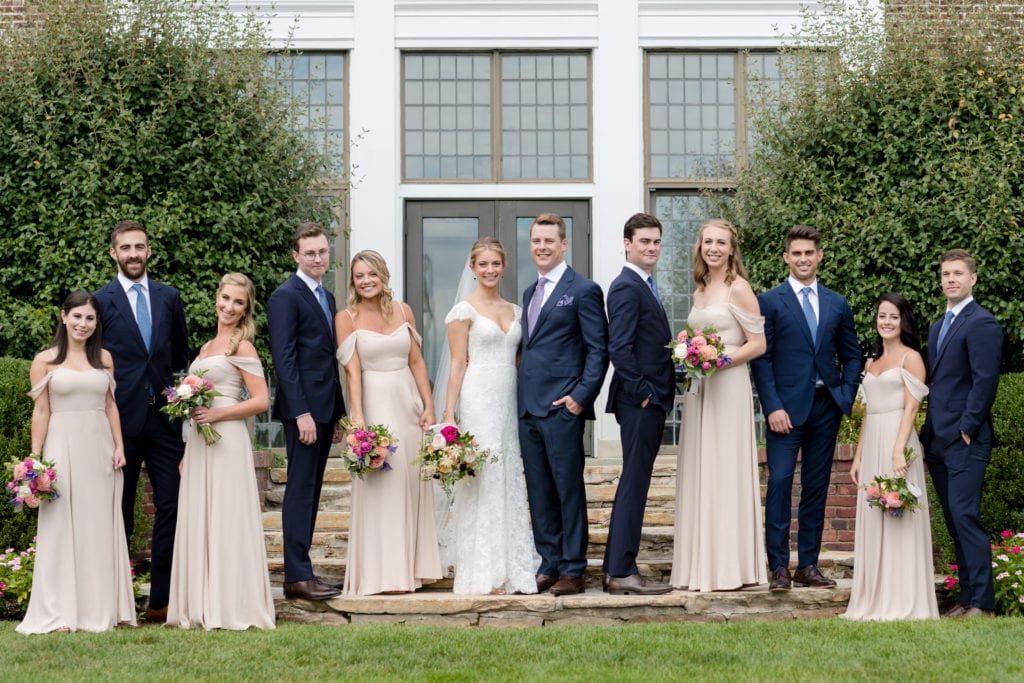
[405,199,590,387]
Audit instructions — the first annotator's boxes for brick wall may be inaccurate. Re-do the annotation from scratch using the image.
[0,1,33,27]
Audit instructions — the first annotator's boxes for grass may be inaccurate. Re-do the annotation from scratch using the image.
[1,618,1022,681]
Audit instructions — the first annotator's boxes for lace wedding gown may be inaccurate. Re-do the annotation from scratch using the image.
[444,301,539,594]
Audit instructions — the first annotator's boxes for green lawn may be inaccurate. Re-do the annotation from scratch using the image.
[1,618,1022,681]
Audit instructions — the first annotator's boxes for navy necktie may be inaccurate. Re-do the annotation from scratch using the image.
[800,287,817,343]
[132,283,152,352]
[647,276,664,310]
[936,310,954,351]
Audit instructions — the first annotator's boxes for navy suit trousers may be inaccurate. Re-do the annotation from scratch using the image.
[281,418,334,583]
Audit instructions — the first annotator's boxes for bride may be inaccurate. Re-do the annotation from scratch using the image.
[435,237,539,594]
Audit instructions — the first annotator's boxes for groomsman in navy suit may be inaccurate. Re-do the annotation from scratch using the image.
[602,213,674,595]
[95,220,189,622]
[751,224,861,591]
[921,249,1002,618]
[268,221,346,601]
[519,213,609,596]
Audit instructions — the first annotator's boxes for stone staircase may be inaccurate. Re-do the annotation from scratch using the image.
[262,453,854,624]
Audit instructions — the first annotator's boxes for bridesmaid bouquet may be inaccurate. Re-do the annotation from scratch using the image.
[5,455,59,512]
[338,418,396,478]
[863,449,923,517]
[667,324,732,393]
[161,370,223,445]
[416,424,494,497]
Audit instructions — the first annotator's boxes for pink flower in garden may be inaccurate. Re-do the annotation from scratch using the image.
[1002,530,1013,538]
[1011,547,1021,554]
[944,576,957,589]
[440,425,459,444]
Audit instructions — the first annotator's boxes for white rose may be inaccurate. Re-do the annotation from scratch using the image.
[673,344,687,360]
[175,384,194,400]
[431,433,446,449]
[17,484,31,498]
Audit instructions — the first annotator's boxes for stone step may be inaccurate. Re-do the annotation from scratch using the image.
[273,580,855,626]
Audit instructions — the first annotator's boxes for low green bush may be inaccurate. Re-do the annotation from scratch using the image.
[0,358,36,553]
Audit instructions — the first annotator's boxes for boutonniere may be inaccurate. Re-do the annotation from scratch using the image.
[556,294,574,307]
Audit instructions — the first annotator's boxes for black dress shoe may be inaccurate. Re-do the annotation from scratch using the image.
[536,573,558,593]
[769,566,791,592]
[793,564,836,588]
[549,575,585,596]
[284,579,341,600]
[606,574,672,596]
[942,604,968,618]
[602,574,610,592]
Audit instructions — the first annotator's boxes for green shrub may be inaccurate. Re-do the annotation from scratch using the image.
[731,0,1024,373]
[0,358,36,552]
[0,0,337,366]
[984,373,1024,534]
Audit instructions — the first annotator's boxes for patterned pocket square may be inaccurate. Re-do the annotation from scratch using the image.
[556,294,574,307]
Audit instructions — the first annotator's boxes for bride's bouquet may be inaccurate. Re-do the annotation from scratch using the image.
[5,454,59,512]
[338,418,396,478]
[161,370,223,445]
[863,448,923,518]
[416,424,494,497]
[667,324,731,393]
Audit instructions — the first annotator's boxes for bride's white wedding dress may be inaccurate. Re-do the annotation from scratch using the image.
[444,301,539,594]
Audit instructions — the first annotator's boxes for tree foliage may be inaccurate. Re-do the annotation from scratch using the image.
[0,0,335,361]
[731,0,1024,370]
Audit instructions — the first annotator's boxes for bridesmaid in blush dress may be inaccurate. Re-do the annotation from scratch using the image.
[166,273,275,630]
[843,293,938,621]
[336,250,442,595]
[670,219,768,593]
[18,291,136,634]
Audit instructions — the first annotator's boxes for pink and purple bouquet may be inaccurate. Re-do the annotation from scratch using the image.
[339,418,396,478]
[416,424,494,497]
[5,455,59,512]
[863,450,923,517]
[667,324,732,392]
[161,370,223,445]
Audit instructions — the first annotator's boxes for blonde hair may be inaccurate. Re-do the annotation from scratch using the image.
[218,272,256,355]
[692,219,749,289]
[348,250,395,320]
[469,237,507,267]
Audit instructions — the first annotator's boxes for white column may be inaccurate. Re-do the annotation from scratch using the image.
[592,0,644,457]
[348,0,404,296]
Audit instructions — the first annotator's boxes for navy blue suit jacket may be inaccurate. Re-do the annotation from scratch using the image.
[519,266,609,420]
[95,278,189,438]
[921,300,1002,450]
[267,274,345,424]
[751,281,862,425]
[604,267,674,413]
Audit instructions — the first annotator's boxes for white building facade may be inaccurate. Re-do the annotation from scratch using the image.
[248,0,816,456]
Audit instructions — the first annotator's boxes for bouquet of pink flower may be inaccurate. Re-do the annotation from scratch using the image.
[666,324,732,392]
[339,418,396,478]
[5,455,59,512]
[863,450,923,517]
[416,424,494,497]
[161,370,223,445]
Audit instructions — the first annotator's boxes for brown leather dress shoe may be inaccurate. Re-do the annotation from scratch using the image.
[536,573,558,593]
[961,607,995,618]
[143,606,168,624]
[769,566,791,592]
[317,577,344,591]
[284,579,341,600]
[793,565,836,588]
[602,574,611,592]
[606,574,672,596]
[943,604,968,618]
[549,575,585,596]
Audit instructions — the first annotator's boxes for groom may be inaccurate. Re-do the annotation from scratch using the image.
[921,249,1002,618]
[602,213,674,595]
[519,213,608,596]
[751,224,861,591]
